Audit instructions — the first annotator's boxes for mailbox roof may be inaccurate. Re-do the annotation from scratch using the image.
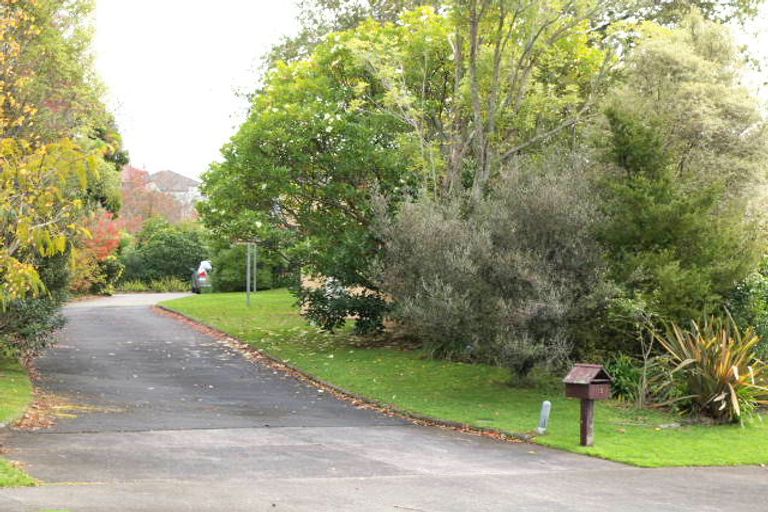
[563,364,612,384]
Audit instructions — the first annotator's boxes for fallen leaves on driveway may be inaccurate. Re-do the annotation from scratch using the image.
[155,305,526,444]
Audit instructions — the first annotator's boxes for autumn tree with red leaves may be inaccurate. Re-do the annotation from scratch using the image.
[69,209,126,294]
[83,211,124,261]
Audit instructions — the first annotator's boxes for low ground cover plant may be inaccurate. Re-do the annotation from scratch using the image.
[118,277,190,293]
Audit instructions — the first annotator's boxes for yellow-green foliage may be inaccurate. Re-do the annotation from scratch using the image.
[119,277,190,293]
[1,0,111,308]
[0,139,99,306]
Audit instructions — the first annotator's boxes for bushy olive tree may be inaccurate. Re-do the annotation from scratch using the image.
[378,153,609,377]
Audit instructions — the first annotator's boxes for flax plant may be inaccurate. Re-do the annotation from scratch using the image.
[651,313,768,423]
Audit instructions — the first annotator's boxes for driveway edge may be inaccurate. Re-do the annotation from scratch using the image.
[154,304,534,444]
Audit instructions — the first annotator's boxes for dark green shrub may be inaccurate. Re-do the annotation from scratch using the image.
[0,296,65,361]
[120,218,208,282]
[729,258,768,358]
[604,349,688,409]
[0,253,70,360]
[604,354,643,402]
[597,164,756,326]
[589,15,766,356]
[594,18,765,338]
[298,279,388,335]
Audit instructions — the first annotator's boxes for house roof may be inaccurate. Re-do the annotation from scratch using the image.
[149,170,201,193]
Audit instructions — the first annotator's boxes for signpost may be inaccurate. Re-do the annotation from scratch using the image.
[245,242,258,306]
[246,243,251,306]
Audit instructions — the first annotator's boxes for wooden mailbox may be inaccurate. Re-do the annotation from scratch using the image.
[563,364,613,447]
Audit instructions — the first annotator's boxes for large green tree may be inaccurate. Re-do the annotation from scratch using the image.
[201,25,413,289]
[202,2,614,330]
[267,0,441,65]
[596,12,767,334]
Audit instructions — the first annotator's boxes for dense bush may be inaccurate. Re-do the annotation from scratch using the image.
[120,218,208,283]
[0,296,65,362]
[298,279,389,335]
[378,156,609,377]
[598,110,759,327]
[593,14,766,347]
[0,253,70,361]
[70,251,124,296]
[605,354,644,403]
[729,258,768,358]
[96,257,125,295]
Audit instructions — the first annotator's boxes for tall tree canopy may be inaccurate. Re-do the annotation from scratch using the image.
[201,0,767,355]
[202,2,613,291]
[596,11,767,331]
[1,0,124,355]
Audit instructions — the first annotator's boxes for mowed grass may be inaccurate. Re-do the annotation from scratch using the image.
[163,289,768,467]
[0,358,37,487]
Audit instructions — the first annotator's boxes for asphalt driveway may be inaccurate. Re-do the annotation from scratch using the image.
[0,294,765,511]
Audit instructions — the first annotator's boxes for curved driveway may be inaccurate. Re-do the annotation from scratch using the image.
[0,294,765,511]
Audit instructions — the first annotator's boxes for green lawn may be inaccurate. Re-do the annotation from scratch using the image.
[0,358,37,487]
[162,289,768,467]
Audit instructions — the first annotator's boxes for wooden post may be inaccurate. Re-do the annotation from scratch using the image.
[580,399,595,447]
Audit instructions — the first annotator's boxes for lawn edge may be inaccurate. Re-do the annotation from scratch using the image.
[159,302,766,469]
[0,358,40,488]
[155,304,537,446]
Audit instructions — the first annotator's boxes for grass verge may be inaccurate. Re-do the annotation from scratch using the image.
[162,289,768,467]
[0,358,37,486]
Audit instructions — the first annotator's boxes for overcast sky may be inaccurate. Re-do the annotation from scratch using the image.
[738,5,768,100]
[94,1,768,180]
[94,0,300,179]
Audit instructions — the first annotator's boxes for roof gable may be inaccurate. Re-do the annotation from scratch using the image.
[563,364,612,384]
[149,170,201,192]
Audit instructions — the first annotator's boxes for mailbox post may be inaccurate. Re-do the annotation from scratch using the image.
[563,364,612,447]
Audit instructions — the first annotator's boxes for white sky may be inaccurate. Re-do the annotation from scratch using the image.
[94,0,300,179]
[94,2,768,180]
[737,4,768,101]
